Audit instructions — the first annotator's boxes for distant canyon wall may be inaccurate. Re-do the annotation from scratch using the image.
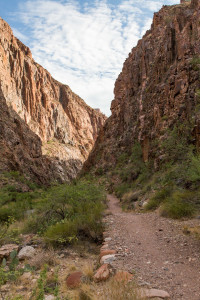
[0,17,106,183]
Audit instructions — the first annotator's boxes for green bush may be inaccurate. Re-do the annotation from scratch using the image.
[187,153,200,183]
[160,199,194,219]
[145,186,172,211]
[22,180,105,245]
[45,220,78,245]
[114,183,132,198]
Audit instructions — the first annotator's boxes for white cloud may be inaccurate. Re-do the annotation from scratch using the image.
[16,0,179,115]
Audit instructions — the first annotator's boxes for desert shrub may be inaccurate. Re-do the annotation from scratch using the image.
[44,219,78,245]
[22,180,105,245]
[145,186,172,211]
[161,125,193,164]
[159,190,195,219]
[160,199,194,219]
[187,153,200,183]
[114,183,132,198]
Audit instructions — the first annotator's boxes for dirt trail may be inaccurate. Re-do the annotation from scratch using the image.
[105,194,200,300]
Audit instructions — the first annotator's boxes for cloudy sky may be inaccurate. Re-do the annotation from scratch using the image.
[1,0,179,115]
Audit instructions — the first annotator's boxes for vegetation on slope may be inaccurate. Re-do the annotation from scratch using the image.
[96,119,200,220]
[0,172,106,247]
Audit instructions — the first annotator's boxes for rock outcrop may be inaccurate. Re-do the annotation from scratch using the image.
[85,0,200,172]
[0,17,106,182]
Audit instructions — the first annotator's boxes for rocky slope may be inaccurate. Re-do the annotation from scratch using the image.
[85,0,200,173]
[0,17,106,183]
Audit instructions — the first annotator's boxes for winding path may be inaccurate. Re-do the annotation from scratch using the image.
[105,194,200,300]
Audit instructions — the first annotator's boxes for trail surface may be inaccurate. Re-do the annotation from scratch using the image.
[105,194,200,300]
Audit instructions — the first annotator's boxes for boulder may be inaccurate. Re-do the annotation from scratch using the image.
[44,296,55,300]
[94,264,110,282]
[18,246,36,260]
[100,244,109,251]
[0,244,19,259]
[137,288,170,299]
[100,249,116,258]
[66,271,83,288]
[100,254,116,265]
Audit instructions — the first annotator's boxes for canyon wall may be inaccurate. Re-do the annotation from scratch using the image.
[0,17,106,182]
[85,0,200,173]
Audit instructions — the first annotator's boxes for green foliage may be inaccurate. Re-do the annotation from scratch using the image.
[160,192,195,219]
[31,266,60,300]
[145,186,172,211]
[187,153,200,183]
[190,56,200,71]
[161,124,193,164]
[0,216,17,245]
[45,220,78,245]
[31,265,48,300]
[114,142,150,198]
[22,180,105,246]
[114,183,132,198]
[0,249,25,286]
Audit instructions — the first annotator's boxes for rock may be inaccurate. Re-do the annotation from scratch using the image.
[114,271,133,283]
[0,244,19,259]
[100,244,109,251]
[18,246,36,260]
[137,288,170,299]
[84,0,200,184]
[44,296,55,300]
[0,17,106,184]
[104,237,112,242]
[100,249,116,258]
[66,271,83,288]
[100,254,116,264]
[94,264,110,282]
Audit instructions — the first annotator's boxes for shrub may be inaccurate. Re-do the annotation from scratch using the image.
[114,183,132,198]
[159,190,195,219]
[160,199,194,219]
[21,180,105,245]
[44,220,78,245]
[145,186,172,211]
[187,153,200,183]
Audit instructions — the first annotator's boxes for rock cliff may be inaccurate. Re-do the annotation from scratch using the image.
[0,17,106,183]
[85,0,200,173]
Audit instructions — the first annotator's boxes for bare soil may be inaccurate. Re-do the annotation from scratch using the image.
[105,194,200,300]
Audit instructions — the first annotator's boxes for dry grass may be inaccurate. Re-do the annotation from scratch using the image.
[96,278,146,300]
[28,248,57,270]
[183,225,200,239]
[82,262,94,282]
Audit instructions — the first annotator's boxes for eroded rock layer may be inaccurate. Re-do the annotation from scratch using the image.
[0,17,106,182]
[85,0,200,172]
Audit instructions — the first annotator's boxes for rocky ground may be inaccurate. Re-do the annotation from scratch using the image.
[104,194,200,300]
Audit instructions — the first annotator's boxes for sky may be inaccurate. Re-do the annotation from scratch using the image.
[0,0,179,115]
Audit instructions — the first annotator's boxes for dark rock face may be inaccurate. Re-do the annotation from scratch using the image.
[0,17,106,182]
[85,1,200,172]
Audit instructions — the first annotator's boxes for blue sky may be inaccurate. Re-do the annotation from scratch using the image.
[0,0,179,115]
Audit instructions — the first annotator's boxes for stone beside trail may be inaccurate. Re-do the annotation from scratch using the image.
[102,194,200,300]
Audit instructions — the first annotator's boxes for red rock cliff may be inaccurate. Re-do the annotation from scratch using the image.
[0,17,106,182]
[85,0,200,172]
